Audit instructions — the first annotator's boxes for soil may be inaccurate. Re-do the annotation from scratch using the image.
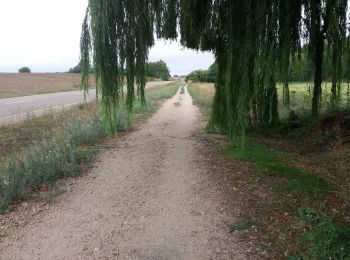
[0,86,257,259]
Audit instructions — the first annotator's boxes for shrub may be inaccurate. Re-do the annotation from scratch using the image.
[0,115,106,210]
[296,208,350,259]
[68,64,82,73]
[18,67,31,73]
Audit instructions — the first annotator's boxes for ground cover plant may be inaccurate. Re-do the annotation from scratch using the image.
[188,82,350,259]
[0,83,180,212]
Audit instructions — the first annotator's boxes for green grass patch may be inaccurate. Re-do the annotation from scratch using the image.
[228,141,336,196]
[291,208,350,259]
[229,217,254,232]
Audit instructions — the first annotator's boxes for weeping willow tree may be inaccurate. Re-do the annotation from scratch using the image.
[81,0,349,139]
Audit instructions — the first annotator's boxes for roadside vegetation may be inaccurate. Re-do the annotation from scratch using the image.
[145,60,171,81]
[0,82,180,212]
[188,82,350,259]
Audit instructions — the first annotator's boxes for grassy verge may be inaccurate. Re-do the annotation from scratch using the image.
[0,82,180,212]
[229,141,336,195]
[188,82,350,259]
[187,83,213,118]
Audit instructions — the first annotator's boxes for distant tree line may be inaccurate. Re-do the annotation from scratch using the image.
[69,60,170,81]
[187,63,217,83]
[68,64,83,73]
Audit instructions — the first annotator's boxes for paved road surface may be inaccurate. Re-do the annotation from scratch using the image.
[0,81,172,125]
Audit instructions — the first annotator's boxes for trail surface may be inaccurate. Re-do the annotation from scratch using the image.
[0,86,247,259]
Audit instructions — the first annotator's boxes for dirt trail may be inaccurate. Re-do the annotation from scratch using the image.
[0,86,248,259]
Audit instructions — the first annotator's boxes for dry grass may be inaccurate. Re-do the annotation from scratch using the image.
[0,103,100,162]
[191,83,215,100]
[0,73,95,99]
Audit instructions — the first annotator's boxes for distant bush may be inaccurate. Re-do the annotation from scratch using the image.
[18,67,31,73]
[187,62,217,83]
[69,64,94,73]
[68,64,82,73]
[146,60,171,81]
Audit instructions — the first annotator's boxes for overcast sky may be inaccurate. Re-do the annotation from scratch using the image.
[0,0,214,75]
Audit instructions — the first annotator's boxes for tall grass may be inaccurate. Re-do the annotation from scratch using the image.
[0,83,180,212]
[187,83,214,118]
[0,113,107,211]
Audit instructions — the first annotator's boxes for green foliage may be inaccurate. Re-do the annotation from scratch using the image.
[187,62,217,83]
[68,64,82,73]
[229,141,336,195]
[146,60,170,81]
[0,115,105,211]
[66,116,106,146]
[81,0,350,141]
[296,208,350,259]
[18,67,31,73]
[229,218,254,232]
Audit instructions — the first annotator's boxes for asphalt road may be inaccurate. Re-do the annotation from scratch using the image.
[0,81,173,125]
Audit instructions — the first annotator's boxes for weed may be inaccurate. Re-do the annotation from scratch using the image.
[229,217,254,232]
[67,115,106,146]
[228,141,336,195]
[295,208,350,259]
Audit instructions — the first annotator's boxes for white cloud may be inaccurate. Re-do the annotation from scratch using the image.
[149,40,214,75]
[0,0,88,72]
[0,1,214,75]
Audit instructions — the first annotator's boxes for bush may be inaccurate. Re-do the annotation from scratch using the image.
[66,115,106,146]
[68,64,82,73]
[18,67,31,73]
[187,62,217,83]
[146,60,170,81]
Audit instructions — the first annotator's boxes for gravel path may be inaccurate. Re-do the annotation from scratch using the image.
[0,85,248,259]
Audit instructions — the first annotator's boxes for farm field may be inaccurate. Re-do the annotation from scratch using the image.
[0,73,95,99]
[189,82,350,118]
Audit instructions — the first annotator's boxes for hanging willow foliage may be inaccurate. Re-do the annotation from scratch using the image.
[81,0,349,139]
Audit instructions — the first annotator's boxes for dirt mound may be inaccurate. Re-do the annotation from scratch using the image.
[308,110,350,147]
